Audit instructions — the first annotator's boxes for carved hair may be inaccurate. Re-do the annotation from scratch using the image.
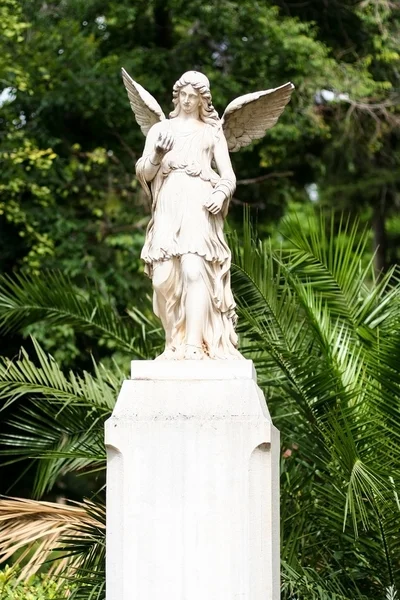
[170,71,220,128]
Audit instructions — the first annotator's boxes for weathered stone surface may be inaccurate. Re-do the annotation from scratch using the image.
[105,360,280,600]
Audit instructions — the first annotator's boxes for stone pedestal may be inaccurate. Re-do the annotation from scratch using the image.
[105,360,280,600]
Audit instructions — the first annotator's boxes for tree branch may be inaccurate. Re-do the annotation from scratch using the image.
[99,218,149,240]
[110,129,137,161]
[236,171,293,186]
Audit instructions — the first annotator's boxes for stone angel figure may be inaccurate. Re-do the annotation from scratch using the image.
[122,69,294,360]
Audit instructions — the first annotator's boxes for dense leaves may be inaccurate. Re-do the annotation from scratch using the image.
[0,214,399,598]
[231,215,400,596]
[0,565,72,599]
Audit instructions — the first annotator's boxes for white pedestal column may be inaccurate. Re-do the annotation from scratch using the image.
[105,360,280,600]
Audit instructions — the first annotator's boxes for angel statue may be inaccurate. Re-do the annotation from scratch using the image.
[122,68,294,360]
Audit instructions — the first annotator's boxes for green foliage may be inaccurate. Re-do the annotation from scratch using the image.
[0,271,163,359]
[1,0,395,279]
[0,565,71,600]
[230,213,400,596]
[232,212,400,598]
[0,341,113,492]
[281,562,369,600]
[0,213,399,598]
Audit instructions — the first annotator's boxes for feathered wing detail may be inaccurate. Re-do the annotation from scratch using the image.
[221,82,295,152]
[121,68,166,136]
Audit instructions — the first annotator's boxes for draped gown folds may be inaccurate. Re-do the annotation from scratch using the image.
[136,120,242,359]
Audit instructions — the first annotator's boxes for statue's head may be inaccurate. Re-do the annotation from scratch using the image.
[170,71,219,126]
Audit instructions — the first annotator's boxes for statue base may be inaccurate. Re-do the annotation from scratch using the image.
[105,360,280,599]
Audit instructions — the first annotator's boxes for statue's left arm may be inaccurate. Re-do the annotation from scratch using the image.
[204,130,236,217]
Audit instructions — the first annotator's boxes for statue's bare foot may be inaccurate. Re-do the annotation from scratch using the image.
[184,344,204,360]
[155,346,177,360]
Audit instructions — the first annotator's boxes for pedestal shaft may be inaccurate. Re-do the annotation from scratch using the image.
[105,361,280,600]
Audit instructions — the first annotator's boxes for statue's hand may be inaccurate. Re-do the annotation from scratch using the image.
[154,131,174,157]
[204,190,225,215]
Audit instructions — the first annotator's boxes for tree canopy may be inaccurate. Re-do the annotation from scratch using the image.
[1,0,399,300]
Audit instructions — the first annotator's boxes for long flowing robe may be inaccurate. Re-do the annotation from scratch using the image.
[136,119,242,359]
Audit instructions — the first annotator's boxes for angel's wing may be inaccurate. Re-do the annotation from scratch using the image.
[221,82,294,152]
[121,68,166,136]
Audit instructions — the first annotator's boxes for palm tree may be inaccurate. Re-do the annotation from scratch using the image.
[0,213,399,599]
[230,214,400,598]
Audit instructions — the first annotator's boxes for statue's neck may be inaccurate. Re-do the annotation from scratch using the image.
[171,115,204,134]
[176,107,200,121]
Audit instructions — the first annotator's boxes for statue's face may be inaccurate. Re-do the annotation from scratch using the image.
[178,84,201,114]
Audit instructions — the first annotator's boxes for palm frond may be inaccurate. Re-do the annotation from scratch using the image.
[0,496,104,584]
[231,211,400,595]
[280,214,369,318]
[0,340,116,495]
[386,586,398,600]
[281,560,369,599]
[280,213,400,333]
[0,271,162,358]
[0,338,119,411]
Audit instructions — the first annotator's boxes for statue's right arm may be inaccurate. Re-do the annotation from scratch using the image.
[135,123,163,183]
[136,123,174,183]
